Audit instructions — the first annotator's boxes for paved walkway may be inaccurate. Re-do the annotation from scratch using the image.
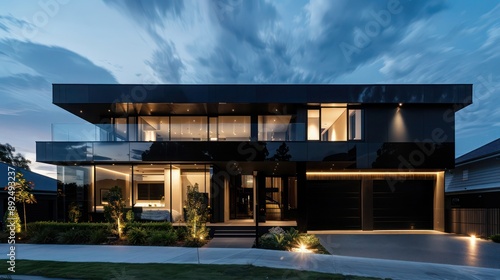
[2,243,500,280]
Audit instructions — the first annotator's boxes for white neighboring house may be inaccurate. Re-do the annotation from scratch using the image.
[446,138,500,237]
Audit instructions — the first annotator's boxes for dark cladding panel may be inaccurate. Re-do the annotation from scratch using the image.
[163,85,209,103]
[53,84,473,105]
[369,142,454,169]
[390,108,424,142]
[210,85,256,103]
[56,84,89,103]
[364,108,390,142]
[423,107,455,142]
[306,142,351,161]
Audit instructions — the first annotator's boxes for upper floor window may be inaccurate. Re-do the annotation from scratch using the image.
[307,107,363,141]
[217,116,251,141]
[258,115,305,141]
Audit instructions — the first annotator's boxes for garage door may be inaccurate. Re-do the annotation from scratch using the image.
[373,180,433,230]
[307,180,361,230]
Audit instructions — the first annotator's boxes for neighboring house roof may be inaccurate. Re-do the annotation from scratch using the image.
[0,162,57,193]
[446,138,500,193]
[456,138,500,165]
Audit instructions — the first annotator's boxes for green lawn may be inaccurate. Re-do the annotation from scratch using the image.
[1,260,389,280]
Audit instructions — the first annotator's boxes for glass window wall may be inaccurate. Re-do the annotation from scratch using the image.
[218,116,250,141]
[138,116,169,141]
[170,116,208,141]
[258,115,304,141]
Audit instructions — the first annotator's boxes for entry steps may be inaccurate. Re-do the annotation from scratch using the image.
[213,228,256,238]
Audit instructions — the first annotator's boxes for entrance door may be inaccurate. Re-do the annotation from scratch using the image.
[229,175,254,219]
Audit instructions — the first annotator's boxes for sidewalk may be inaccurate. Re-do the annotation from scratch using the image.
[2,244,500,280]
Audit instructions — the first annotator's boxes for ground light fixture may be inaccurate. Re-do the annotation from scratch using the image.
[291,243,313,253]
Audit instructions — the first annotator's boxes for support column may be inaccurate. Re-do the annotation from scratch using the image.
[434,171,445,231]
[210,165,226,223]
[361,179,373,231]
[296,162,307,232]
[256,173,266,222]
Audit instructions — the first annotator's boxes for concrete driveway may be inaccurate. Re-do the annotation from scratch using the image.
[313,230,500,269]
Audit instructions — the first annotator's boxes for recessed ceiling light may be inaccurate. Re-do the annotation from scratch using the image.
[187,109,190,112]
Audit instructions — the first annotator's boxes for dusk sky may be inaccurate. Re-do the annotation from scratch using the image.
[1,0,499,178]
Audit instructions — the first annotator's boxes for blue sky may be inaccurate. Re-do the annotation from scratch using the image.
[1,0,499,178]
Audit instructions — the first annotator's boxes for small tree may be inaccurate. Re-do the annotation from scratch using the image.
[103,186,125,238]
[9,173,37,232]
[184,183,209,246]
[68,202,81,223]
[3,207,21,233]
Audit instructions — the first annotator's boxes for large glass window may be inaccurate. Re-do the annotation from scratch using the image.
[258,115,304,141]
[170,116,208,141]
[308,107,363,141]
[95,165,132,211]
[307,110,320,140]
[138,116,169,141]
[321,107,347,141]
[113,118,127,141]
[218,116,250,141]
[131,164,211,221]
[348,109,363,140]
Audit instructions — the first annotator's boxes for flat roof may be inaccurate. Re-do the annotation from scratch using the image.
[53,84,473,123]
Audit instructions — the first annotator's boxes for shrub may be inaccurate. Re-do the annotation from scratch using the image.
[30,227,59,244]
[147,230,178,246]
[68,202,81,223]
[126,210,135,222]
[297,233,321,248]
[127,228,148,245]
[57,229,90,244]
[124,221,173,234]
[89,228,110,244]
[490,234,500,243]
[176,226,188,241]
[259,232,287,250]
[259,227,322,252]
[27,222,109,243]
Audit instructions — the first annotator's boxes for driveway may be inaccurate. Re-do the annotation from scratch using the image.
[313,230,500,269]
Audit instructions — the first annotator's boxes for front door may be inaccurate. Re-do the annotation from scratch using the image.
[229,175,254,219]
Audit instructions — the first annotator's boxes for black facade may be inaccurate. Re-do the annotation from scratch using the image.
[37,84,472,230]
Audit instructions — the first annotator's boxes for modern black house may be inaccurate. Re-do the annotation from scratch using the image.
[446,138,500,237]
[36,84,472,231]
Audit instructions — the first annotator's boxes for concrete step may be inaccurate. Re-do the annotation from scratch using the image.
[214,229,256,238]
